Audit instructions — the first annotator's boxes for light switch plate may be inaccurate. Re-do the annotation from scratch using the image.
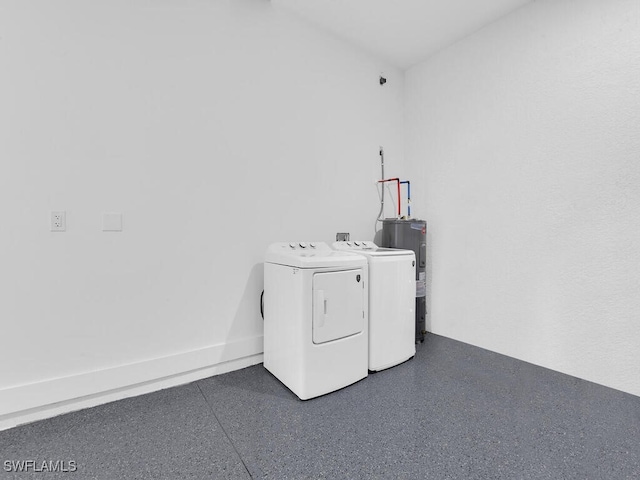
[102,212,123,231]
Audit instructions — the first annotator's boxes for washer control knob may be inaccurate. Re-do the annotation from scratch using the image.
[299,242,307,248]
[289,243,296,249]
[309,242,317,248]
[354,241,361,246]
[346,242,352,246]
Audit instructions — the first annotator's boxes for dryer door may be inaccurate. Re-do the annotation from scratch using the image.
[312,269,364,344]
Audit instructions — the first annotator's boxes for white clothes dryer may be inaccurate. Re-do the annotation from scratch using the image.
[264,242,368,400]
[333,241,415,372]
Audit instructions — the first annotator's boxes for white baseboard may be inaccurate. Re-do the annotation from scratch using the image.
[0,336,264,431]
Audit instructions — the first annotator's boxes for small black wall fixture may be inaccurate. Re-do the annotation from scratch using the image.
[379,75,387,85]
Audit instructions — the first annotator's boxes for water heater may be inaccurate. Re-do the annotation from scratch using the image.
[381,219,427,343]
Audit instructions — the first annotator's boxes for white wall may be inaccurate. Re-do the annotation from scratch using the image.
[405,0,640,396]
[0,0,404,428]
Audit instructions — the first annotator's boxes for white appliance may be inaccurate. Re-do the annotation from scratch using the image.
[333,241,415,372]
[264,242,368,400]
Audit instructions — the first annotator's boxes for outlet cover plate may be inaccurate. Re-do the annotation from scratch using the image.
[51,211,66,232]
[102,212,123,232]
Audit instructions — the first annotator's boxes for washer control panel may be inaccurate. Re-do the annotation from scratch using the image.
[333,241,377,250]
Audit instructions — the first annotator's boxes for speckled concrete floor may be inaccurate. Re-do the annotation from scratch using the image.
[2,334,639,479]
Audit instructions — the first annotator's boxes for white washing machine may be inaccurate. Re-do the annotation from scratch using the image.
[264,242,368,400]
[333,241,415,372]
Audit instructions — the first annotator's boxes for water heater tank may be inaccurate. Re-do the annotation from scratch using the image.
[381,219,427,342]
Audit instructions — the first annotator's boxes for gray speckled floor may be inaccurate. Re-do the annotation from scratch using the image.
[2,334,639,479]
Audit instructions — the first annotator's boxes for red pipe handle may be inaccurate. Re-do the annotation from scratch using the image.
[378,178,401,217]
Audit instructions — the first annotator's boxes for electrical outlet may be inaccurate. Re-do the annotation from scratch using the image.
[51,211,66,232]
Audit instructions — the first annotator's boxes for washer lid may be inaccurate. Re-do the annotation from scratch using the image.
[332,241,414,257]
[266,242,367,269]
